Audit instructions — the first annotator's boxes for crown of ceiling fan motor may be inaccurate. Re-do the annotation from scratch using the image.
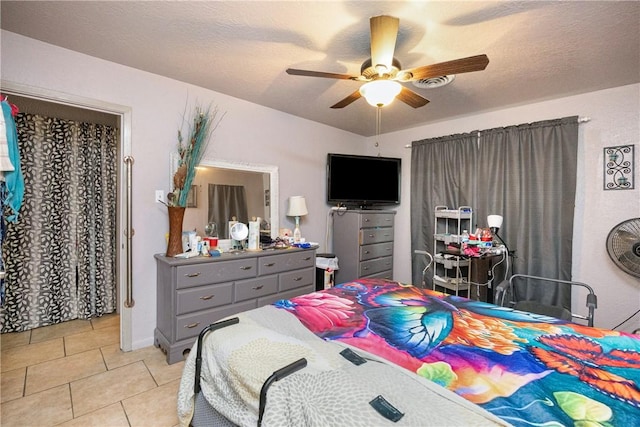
[360,57,403,80]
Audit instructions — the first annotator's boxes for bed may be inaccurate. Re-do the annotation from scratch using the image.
[177,278,640,426]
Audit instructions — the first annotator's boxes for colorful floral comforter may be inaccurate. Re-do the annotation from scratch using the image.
[274,279,640,426]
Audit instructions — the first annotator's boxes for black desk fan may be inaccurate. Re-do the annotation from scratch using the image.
[606,218,640,279]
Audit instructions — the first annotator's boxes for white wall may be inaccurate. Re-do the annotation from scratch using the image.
[3,30,638,344]
[1,31,366,348]
[373,83,640,332]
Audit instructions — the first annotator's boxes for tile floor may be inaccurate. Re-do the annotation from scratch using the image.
[1,314,185,426]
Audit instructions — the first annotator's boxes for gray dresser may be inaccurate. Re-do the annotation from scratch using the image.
[154,247,316,364]
[332,210,395,284]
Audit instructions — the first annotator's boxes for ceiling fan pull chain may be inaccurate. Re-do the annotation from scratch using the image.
[375,107,381,151]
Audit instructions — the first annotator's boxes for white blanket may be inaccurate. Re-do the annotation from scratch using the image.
[177,305,509,426]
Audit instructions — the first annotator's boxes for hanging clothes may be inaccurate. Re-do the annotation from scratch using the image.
[1,100,24,222]
[0,108,15,172]
[1,97,20,307]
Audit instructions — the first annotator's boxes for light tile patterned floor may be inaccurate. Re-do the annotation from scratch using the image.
[0,314,184,426]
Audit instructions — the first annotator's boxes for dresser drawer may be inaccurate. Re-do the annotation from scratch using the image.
[363,270,393,280]
[359,256,393,277]
[360,242,393,261]
[176,282,233,315]
[235,275,278,302]
[259,250,315,275]
[175,300,256,341]
[176,258,257,289]
[258,284,314,306]
[360,227,394,245]
[360,213,394,228]
[279,267,314,292]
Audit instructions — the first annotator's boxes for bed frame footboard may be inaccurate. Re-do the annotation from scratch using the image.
[192,316,308,427]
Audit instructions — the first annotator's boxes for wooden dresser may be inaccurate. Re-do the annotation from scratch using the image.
[332,210,395,283]
[154,247,316,364]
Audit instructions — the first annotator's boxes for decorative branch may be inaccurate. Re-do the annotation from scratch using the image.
[170,103,226,206]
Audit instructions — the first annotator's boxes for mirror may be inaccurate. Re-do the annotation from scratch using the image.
[177,157,279,240]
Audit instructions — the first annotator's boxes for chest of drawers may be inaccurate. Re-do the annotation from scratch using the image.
[332,210,395,283]
[154,247,315,364]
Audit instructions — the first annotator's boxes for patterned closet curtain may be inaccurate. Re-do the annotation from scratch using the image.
[0,113,117,332]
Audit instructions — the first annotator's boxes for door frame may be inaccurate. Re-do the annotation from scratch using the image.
[1,80,133,351]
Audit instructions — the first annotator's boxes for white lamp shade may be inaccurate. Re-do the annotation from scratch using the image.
[487,215,503,229]
[359,80,402,107]
[287,196,308,217]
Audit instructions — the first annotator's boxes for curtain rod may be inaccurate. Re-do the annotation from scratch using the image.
[404,116,591,148]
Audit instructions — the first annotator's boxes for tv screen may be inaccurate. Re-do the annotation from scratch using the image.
[327,153,401,208]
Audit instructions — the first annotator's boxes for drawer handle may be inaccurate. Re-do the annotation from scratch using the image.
[364,250,370,254]
[363,267,369,270]
[185,272,201,278]
[293,277,302,281]
[200,295,214,300]
[303,256,311,261]
[184,322,200,329]
[240,266,253,271]
[264,262,275,267]
[364,218,370,222]
[252,285,264,290]
[386,248,391,251]
[368,234,374,238]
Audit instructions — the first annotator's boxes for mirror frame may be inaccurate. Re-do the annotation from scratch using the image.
[171,154,279,240]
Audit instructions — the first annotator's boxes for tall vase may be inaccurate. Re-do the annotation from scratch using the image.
[166,206,186,257]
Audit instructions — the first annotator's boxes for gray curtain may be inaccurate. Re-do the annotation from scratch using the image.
[410,133,478,288]
[411,117,578,309]
[208,184,248,239]
[476,117,579,307]
[1,113,117,332]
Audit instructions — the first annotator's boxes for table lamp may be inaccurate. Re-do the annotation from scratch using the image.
[487,215,503,235]
[488,214,510,252]
[287,196,308,243]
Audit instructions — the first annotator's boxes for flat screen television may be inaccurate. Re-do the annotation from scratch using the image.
[327,153,401,208]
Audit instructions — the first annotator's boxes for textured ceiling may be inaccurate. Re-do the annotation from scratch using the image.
[2,1,639,136]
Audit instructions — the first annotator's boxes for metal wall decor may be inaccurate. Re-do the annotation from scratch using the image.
[604,145,634,190]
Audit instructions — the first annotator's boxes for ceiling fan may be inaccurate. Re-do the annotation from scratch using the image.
[286,15,489,109]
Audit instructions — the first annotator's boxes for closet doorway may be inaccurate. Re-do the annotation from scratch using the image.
[0,85,133,351]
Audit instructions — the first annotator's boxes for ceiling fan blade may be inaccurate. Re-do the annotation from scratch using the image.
[286,68,358,80]
[330,90,362,109]
[397,86,430,108]
[400,54,490,81]
[370,15,399,73]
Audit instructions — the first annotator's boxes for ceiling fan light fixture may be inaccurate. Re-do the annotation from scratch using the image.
[359,80,402,107]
